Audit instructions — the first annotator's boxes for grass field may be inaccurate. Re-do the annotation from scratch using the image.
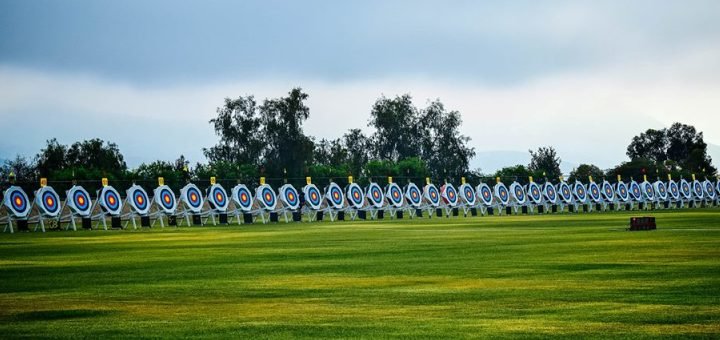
[1,209,720,338]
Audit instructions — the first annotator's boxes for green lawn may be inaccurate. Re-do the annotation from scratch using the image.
[1,209,720,338]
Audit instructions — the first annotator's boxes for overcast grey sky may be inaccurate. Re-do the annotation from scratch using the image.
[1,0,719,172]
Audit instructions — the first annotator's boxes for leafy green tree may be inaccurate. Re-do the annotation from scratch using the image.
[1,155,36,182]
[35,138,67,177]
[204,96,265,165]
[568,164,604,182]
[419,100,475,182]
[528,146,562,180]
[493,165,531,184]
[34,138,128,181]
[626,128,667,162]
[368,94,421,161]
[343,128,370,177]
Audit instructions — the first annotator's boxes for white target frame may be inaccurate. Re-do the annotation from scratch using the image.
[92,185,123,230]
[301,183,324,222]
[667,180,680,204]
[494,182,511,208]
[692,179,704,201]
[2,186,31,233]
[178,183,205,226]
[629,180,643,202]
[60,185,93,231]
[654,180,668,203]
[704,179,717,202]
[600,180,615,211]
[440,183,459,217]
[543,182,558,205]
[27,186,62,232]
[526,182,543,208]
[278,184,300,223]
[509,181,526,214]
[385,182,405,219]
[366,182,385,211]
[616,181,631,206]
[557,181,573,206]
[458,183,477,217]
[229,184,255,224]
[123,184,150,229]
[405,182,423,209]
[151,185,178,227]
[205,183,229,225]
[641,180,656,206]
[679,179,692,202]
[587,181,602,205]
[255,184,278,224]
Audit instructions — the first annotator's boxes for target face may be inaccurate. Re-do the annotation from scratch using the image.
[601,181,615,201]
[154,185,177,213]
[36,186,60,216]
[257,184,277,211]
[231,184,253,211]
[280,184,300,210]
[68,186,92,216]
[509,182,526,204]
[629,181,642,201]
[4,186,30,218]
[405,183,422,207]
[641,182,655,201]
[100,186,122,215]
[654,181,668,201]
[181,184,204,213]
[704,180,715,199]
[347,183,365,209]
[424,184,441,207]
[557,182,572,203]
[208,184,228,211]
[495,183,510,205]
[459,183,477,206]
[679,180,691,199]
[303,184,323,210]
[587,182,601,203]
[616,182,629,202]
[387,183,404,208]
[127,185,150,214]
[477,183,494,206]
[716,180,720,196]
[543,183,557,203]
[527,183,542,204]
[573,182,587,202]
[692,180,704,199]
[668,181,680,200]
[326,183,344,209]
[442,184,458,206]
[367,183,384,208]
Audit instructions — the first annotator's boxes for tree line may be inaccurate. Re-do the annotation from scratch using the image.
[1,88,716,190]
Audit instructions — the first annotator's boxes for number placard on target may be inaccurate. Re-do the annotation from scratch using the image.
[256,184,277,211]
[509,182,526,204]
[3,186,31,218]
[459,183,477,206]
[67,186,92,216]
[405,182,423,208]
[346,183,365,209]
[386,182,404,208]
[543,182,557,204]
[441,184,459,207]
[98,185,123,216]
[527,182,542,204]
[424,184,441,207]
[279,184,300,210]
[477,183,494,206]
[231,184,253,212]
[601,181,615,202]
[495,182,510,206]
[303,184,323,210]
[126,184,150,215]
[35,186,61,217]
[154,185,177,214]
[679,179,692,200]
[208,183,229,212]
[325,183,345,209]
[180,183,204,213]
[366,183,385,208]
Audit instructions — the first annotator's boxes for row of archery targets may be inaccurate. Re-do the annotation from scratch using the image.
[2,174,719,233]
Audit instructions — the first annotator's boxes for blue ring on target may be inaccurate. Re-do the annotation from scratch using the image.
[559,182,572,202]
[655,181,667,200]
[8,187,29,215]
[327,184,344,208]
[159,187,176,210]
[444,185,458,205]
[388,183,403,206]
[588,182,601,202]
[426,184,440,205]
[72,188,91,212]
[544,183,557,202]
[186,186,203,209]
[478,184,493,205]
[210,185,228,209]
[103,187,121,212]
[40,189,60,214]
[305,185,322,208]
[348,183,364,207]
[368,183,384,206]
[235,186,252,209]
[406,183,422,206]
[132,188,149,211]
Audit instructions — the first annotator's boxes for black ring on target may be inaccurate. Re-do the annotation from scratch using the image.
[462,185,476,204]
[160,187,176,210]
[588,182,600,201]
[306,186,322,207]
[328,184,344,207]
[186,186,202,208]
[348,184,364,207]
[211,186,228,208]
[693,181,703,197]
[479,185,493,205]
[41,189,59,214]
[73,189,91,211]
[260,186,276,208]
[388,184,403,205]
[407,184,422,206]
[427,185,440,205]
[103,188,121,212]
[8,188,28,214]
[236,186,252,209]
[445,185,458,204]
[544,184,557,201]
[132,189,149,211]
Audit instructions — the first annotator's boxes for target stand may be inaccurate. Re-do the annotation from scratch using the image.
[639,178,657,210]
[628,180,644,210]
[586,179,603,212]
[422,183,442,218]
[404,182,424,218]
[58,185,93,231]
[509,181,527,215]
[678,179,692,208]
[27,185,62,232]
[458,183,478,217]
[366,182,385,220]
[615,180,633,211]
[90,185,124,230]
[277,184,301,223]
[600,180,616,211]
[666,179,681,209]
[556,180,574,213]
[122,185,151,229]
[177,183,205,226]
[324,182,346,221]
[494,181,512,215]
[525,180,543,214]
[255,184,279,224]
[439,183,459,218]
[204,183,230,225]
[301,183,324,222]
[653,179,669,209]
[385,181,405,219]
[229,184,256,224]
[346,182,368,220]
[541,181,559,213]
[703,179,717,206]
[151,185,178,227]
[2,186,32,233]
[476,183,494,215]
[691,178,705,208]
[571,181,588,213]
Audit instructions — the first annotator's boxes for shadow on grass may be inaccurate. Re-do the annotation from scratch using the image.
[12,309,117,321]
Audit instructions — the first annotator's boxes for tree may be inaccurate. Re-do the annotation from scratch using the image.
[343,128,370,177]
[419,100,475,182]
[368,94,421,161]
[568,164,604,182]
[528,146,562,180]
[626,128,667,162]
[35,138,67,177]
[34,138,128,180]
[204,96,264,165]
[493,165,532,184]
[1,155,36,182]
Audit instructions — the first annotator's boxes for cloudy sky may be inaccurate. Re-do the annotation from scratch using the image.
[1,0,719,173]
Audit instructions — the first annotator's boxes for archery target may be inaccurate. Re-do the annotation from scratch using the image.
[679,179,692,200]
[181,183,204,213]
[279,184,300,210]
[495,182,510,206]
[154,185,177,214]
[459,183,477,206]
[67,186,92,216]
[692,180,704,199]
[326,183,345,209]
[346,183,365,209]
[509,182,526,204]
[35,186,60,217]
[4,186,30,218]
[424,184,441,207]
[601,181,615,202]
[573,182,587,203]
[386,183,404,208]
[616,182,630,202]
[527,182,542,204]
[716,180,720,196]
[405,183,423,208]
[208,184,229,211]
[587,182,601,203]
[543,182,557,204]
[367,183,384,208]
[558,182,573,204]
[654,181,668,201]
[99,185,123,215]
[126,185,150,215]
[667,181,680,200]
[231,184,253,212]
[707,180,718,200]
[629,181,642,201]
[641,181,655,201]
[256,184,277,211]
[442,184,459,207]
[303,184,323,210]
[477,183,494,206]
